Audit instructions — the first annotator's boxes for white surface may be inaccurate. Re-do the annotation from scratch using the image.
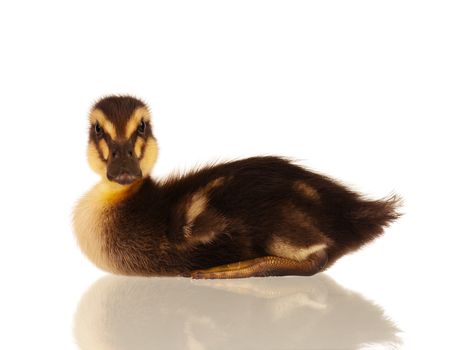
[0,1,450,349]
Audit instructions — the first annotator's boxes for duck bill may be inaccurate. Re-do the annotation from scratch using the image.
[106,145,142,185]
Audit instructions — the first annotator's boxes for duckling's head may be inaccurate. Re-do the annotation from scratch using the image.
[87,96,158,185]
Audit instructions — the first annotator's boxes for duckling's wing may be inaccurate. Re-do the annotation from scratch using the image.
[168,197,229,249]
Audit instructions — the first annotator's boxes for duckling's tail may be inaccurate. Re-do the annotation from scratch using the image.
[350,194,403,241]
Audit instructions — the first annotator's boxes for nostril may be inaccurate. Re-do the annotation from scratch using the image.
[127,150,133,157]
[112,151,118,158]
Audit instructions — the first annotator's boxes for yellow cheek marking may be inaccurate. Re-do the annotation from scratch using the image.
[139,137,158,174]
[90,109,117,140]
[134,138,144,158]
[125,107,151,139]
[98,139,109,160]
[87,143,107,178]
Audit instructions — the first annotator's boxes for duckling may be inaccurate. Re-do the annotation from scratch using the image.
[73,95,401,279]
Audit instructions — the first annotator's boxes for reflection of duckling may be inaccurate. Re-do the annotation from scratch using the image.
[73,96,401,278]
[74,275,402,350]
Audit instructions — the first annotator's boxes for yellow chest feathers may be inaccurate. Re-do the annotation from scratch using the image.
[72,181,140,273]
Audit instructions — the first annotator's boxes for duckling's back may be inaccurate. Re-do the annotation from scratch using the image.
[161,156,401,271]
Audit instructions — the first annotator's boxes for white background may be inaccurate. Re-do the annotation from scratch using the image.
[0,1,450,349]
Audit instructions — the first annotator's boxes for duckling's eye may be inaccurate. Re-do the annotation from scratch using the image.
[138,120,146,135]
[94,122,103,137]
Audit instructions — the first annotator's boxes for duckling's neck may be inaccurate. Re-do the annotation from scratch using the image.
[93,178,146,206]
